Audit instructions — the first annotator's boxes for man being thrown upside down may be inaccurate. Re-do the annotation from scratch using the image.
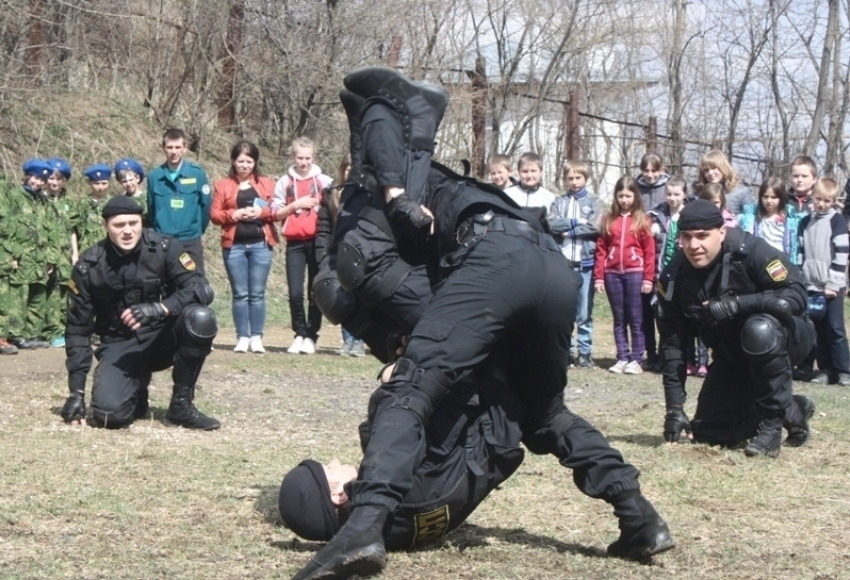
[286,67,676,580]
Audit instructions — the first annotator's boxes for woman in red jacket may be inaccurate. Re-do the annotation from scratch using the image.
[210,141,279,353]
[593,176,656,375]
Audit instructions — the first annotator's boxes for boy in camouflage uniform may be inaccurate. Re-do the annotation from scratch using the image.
[72,164,113,259]
[114,158,148,222]
[44,158,76,347]
[0,159,60,349]
[0,176,19,354]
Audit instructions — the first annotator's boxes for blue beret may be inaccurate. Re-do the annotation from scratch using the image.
[22,158,52,178]
[83,164,113,182]
[46,157,72,179]
[114,158,145,182]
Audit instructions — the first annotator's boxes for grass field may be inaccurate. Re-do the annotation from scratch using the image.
[2,293,849,580]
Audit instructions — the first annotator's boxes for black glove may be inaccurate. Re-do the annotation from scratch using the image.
[705,295,739,324]
[61,390,86,423]
[385,330,406,361]
[386,193,432,242]
[664,406,692,443]
[129,302,168,326]
[738,293,793,319]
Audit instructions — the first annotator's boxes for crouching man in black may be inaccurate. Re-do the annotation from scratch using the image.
[61,196,220,430]
[656,200,815,457]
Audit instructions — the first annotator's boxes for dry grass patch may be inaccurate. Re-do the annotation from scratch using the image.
[1,326,849,579]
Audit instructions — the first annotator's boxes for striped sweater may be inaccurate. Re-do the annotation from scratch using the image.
[798,208,849,293]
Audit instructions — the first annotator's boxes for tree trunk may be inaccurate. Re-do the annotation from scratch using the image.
[470,54,487,179]
[666,0,687,173]
[27,0,42,77]
[218,0,246,129]
[805,0,838,154]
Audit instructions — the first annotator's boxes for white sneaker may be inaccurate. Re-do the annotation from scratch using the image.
[249,336,265,353]
[287,336,304,354]
[233,336,250,353]
[299,337,316,355]
[609,360,628,374]
[623,361,643,375]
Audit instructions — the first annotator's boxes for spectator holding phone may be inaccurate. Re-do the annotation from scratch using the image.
[211,141,279,353]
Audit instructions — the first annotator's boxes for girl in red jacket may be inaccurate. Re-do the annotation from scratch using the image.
[593,176,656,375]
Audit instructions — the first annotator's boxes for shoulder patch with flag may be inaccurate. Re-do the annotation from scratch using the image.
[179,253,196,271]
[766,259,788,282]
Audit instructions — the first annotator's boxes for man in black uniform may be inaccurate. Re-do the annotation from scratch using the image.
[279,365,525,551]
[656,199,815,457]
[292,67,674,580]
[61,196,220,430]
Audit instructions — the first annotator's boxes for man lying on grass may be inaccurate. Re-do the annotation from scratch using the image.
[279,361,674,566]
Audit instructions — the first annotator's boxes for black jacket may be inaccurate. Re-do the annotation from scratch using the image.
[656,228,807,405]
[65,229,205,392]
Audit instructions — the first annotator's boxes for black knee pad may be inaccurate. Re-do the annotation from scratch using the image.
[176,304,217,357]
[313,267,357,325]
[337,243,367,292]
[741,314,783,357]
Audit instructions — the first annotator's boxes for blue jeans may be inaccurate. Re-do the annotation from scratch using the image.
[222,241,274,338]
[573,267,595,356]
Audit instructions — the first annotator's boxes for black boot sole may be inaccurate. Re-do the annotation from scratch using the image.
[165,415,221,431]
[743,444,781,458]
[294,544,386,580]
[608,530,676,561]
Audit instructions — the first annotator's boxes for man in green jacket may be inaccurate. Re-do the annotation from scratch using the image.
[146,128,212,274]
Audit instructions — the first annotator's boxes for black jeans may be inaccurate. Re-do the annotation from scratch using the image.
[285,239,322,340]
[692,314,814,446]
[814,293,850,375]
[89,308,213,428]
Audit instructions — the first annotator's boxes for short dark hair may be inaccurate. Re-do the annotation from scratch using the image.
[228,140,261,178]
[162,128,188,146]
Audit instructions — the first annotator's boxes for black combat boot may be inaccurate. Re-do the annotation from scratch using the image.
[166,384,220,431]
[291,505,389,580]
[744,416,783,458]
[343,67,449,153]
[607,491,676,560]
[783,394,815,447]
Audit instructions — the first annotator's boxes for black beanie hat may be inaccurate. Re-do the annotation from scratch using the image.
[101,195,143,219]
[278,460,340,541]
[678,199,724,231]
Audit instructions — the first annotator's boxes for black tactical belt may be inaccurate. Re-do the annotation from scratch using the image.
[456,212,558,251]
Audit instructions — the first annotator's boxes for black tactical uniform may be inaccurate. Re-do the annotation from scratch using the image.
[292,68,674,580]
[62,224,220,430]
[280,365,526,549]
[657,223,815,454]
